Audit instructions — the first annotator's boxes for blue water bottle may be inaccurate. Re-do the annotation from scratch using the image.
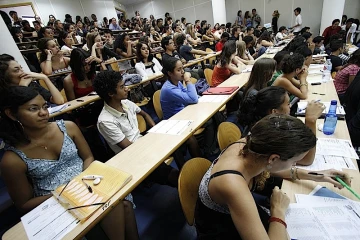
[323,100,337,135]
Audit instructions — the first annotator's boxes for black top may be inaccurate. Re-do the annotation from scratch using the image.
[327,55,343,72]
[179,45,195,62]
[162,51,184,63]
[101,46,121,61]
[344,70,360,147]
[272,17,278,33]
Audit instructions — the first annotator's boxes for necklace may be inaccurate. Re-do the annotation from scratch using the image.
[31,125,50,150]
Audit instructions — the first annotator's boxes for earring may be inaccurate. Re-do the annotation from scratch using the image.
[16,120,24,131]
[266,164,272,170]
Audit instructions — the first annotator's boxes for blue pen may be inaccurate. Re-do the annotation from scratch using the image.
[298,100,321,112]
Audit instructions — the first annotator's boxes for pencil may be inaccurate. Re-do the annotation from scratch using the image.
[335,176,360,200]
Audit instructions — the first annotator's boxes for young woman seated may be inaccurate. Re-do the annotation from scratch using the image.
[212,41,245,87]
[63,23,81,44]
[63,48,100,101]
[241,58,277,98]
[57,31,77,55]
[195,113,350,240]
[268,51,290,86]
[162,25,173,38]
[160,57,215,159]
[114,33,136,71]
[76,20,87,38]
[256,31,274,51]
[239,86,324,165]
[149,27,162,42]
[235,41,254,65]
[0,54,63,105]
[334,49,360,102]
[201,27,215,42]
[38,38,71,75]
[134,42,162,78]
[294,45,313,67]
[271,53,308,100]
[86,32,120,63]
[185,24,202,45]
[0,86,139,240]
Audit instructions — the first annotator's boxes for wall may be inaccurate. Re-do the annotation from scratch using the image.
[343,0,360,20]
[226,0,324,35]
[124,0,214,26]
[0,0,118,24]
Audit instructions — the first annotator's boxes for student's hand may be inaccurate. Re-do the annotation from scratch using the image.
[309,169,351,189]
[270,186,290,217]
[18,72,44,86]
[308,42,315,52]
[298,66,309,80]
[183,72,191,82]
[85,56,102,64]
[45,49,53,58]
[305,100,325,123]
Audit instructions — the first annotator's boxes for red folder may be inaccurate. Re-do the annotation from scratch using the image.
[202,86,239,95]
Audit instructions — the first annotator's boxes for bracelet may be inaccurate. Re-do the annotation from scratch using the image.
[268,217,287,228]
[295,167,300,180]
[299,83,308,87]
[290,167,296,180]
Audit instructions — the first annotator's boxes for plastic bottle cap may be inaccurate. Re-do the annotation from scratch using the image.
[331,100,337,105]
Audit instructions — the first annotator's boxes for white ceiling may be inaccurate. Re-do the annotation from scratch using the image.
[114,0,149,6]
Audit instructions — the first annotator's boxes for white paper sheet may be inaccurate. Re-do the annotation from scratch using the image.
[198,95,228,103]
[295,194,355,204]
[241,66,253,73]
[147,120,193,135]
[21,197,79,240]
[296,155,357,171]
[48,104,69,114]
[296,102,346,116]
[316,138,359,159]
[286,202,360,240]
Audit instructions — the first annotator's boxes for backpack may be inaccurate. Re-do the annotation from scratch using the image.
[195,78,210,95]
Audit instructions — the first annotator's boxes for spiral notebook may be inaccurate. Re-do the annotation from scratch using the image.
[52,161,132,220]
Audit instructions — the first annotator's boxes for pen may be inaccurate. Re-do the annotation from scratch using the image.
[308,172,353,179]
[82,179,93,193]
[312,92,325,95]
[335,176,360,200]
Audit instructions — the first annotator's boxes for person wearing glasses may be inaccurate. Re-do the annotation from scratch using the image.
[0,86,139,240]
[195,113,351,240]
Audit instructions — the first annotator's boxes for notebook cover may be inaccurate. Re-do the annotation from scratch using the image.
[202,86,239,95]
[52,161,132,221]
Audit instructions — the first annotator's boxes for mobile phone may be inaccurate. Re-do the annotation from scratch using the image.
[311,82,321,85]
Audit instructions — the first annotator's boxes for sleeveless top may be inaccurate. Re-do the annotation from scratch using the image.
[269,73,296,102]
[199,141,257,214]
[6,120,83,197]
[211,65,232,87]
[71,73,94,98]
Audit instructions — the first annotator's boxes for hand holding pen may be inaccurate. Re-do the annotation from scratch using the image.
[307,169,351,189]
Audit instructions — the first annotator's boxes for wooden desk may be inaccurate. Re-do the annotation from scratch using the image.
[16,41,38,47]
[282,119,360,202]
[183,52,220,68]
[3,67,250,240]
[20,48,40,54]
[47,70,72,78]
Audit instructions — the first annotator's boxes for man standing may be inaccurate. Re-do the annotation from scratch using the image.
[291,7,302,35]
[251,9,261,27]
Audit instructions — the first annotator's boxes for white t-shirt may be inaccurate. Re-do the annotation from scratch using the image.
[275,32,284,42]
[135,58,163,78]
[342,23,357,43]
[97,101,141,154]
[294,14,302,33]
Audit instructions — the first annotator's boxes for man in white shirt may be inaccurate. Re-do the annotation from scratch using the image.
[275,26,292,42]
[291,7,302,35]
[94,71,179,187]
[342,18,357,44]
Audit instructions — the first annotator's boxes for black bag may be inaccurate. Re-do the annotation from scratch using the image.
[129,85,145,103]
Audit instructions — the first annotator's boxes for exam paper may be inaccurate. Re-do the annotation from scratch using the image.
[295,194,354,205]
[296,155,357,171]
[241,66,253,73]
[296,102,346,116]
[286,203,360,240]
[48,104,68,114]
[148,120,193,135]
[316,138,359,159]
[21,197,79,240]
[198,95,228,103]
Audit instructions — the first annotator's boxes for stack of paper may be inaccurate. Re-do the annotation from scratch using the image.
[148,120,193,135]
[48,104,68,114]
[286,186,360,240]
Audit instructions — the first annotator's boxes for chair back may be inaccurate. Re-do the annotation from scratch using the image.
[217,122,241,151]
[136,114,147,133]
[178,157,211,225]
[204,68,213,86]
[110,62,120,72]
[206,48,216,65]
[153,90,163,119]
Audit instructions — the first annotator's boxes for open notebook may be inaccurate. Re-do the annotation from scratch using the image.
[52,161,132,221]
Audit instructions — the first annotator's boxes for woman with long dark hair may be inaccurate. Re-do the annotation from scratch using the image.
[0,86,139,240]
[212,41,245,87]
[134,42,162,78]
